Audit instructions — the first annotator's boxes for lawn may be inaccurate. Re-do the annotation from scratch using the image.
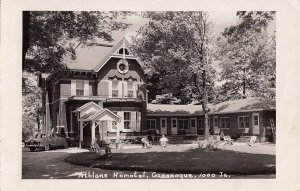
[65,148,275,175]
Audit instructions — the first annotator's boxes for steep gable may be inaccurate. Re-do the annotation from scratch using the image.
[93,37,142,72]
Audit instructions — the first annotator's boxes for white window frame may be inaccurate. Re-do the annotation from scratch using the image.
[220,117,230,129]
[124,112,131,129]
[147,119,156,130]
[238,116,250,129]
[111,79,119,98]
[127,81,134,98]
[76,80,85,96]
[178,119,189,130]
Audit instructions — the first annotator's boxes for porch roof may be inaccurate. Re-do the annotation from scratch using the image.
[75,101,121,122]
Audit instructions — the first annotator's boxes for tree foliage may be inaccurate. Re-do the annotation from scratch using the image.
[216,11,276,102]
[23,11,131,74]
[132,12,216,102]
[132,11,214,139]
[22,75,43,140]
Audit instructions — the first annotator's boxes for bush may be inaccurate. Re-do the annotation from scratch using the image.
[197,140,220,151]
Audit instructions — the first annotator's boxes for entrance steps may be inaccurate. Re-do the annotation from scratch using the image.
[235,136,253,143]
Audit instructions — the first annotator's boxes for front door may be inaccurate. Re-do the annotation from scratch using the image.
[189,118,197,134]
[171,118,178,135]
[252,113,260,135]
[160,118,167,135]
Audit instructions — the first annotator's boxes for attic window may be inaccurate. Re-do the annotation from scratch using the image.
[118,48,129,55]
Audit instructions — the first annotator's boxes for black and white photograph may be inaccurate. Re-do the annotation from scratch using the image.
[1,0,300,190]
[21,11,276,179]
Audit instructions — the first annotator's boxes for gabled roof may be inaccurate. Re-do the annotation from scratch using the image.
[93,37,142,72]
[74,102,121,122]
[210,97,275,114]
[78,108,121,122]
[73,102,102,112]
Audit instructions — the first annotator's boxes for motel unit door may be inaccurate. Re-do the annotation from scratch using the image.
[171,118,178,135]
[189,118,197,134]
[252,113,260,135]
[160,118,168,135]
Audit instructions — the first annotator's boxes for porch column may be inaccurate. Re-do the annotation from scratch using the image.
[79,121,83,149]
[116,121,120,140]
[98,121,102,141]
[91,120,95,142]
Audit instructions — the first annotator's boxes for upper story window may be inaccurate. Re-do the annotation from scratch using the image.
[127,81,134,98]
[76,80,84,96]
[112,80,119,97]
[118,48,129,55]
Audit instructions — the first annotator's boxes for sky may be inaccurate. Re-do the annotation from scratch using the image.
[66,12,240,70]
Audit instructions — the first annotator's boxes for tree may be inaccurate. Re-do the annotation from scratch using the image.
[23,11,131,75]
[216,11,276,102]
[22,75,43,140]
[132,12,215,140]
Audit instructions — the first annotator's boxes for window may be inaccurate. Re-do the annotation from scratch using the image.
[127,81,134,98]
[178,119,189,130]
[220,117,230,129]
[118,48,129,55]
[76,80,84,96]
[254,115,259,125]
[191,119,196,127]
[147,119,156,129]
[124,112,131,129]
[112,80,119,97]
[171,119,177,128]
[238,116,250,129]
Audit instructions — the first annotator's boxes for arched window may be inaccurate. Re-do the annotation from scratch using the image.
[118,48,129,55]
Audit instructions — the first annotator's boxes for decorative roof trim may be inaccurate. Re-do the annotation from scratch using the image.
[93,37,143,72]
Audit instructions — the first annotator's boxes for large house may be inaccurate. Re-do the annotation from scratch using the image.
[40,38,147,147]
[40,37,276,147]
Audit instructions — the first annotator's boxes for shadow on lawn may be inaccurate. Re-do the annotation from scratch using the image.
[65,148,276,175]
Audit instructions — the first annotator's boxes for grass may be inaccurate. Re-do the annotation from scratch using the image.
[65,148,275,175]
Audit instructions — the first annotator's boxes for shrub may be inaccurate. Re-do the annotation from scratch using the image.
[197,140,220,151]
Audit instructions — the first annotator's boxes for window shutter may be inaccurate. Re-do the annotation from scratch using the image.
[117,112,124,130]
[71,80,76,96]
[131,111,136,131]
[84,81,89,96]
[136,112,141,132]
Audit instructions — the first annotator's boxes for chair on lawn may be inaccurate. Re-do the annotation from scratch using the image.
[214,129,221,135]
[223,136,233,146]
[246,136,257,146]
[90,140,106,155]
[242,128,250,136]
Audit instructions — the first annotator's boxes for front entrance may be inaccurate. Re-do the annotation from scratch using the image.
[160,118,167,135]
[252,113,260,135]
[189,118,197,134]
